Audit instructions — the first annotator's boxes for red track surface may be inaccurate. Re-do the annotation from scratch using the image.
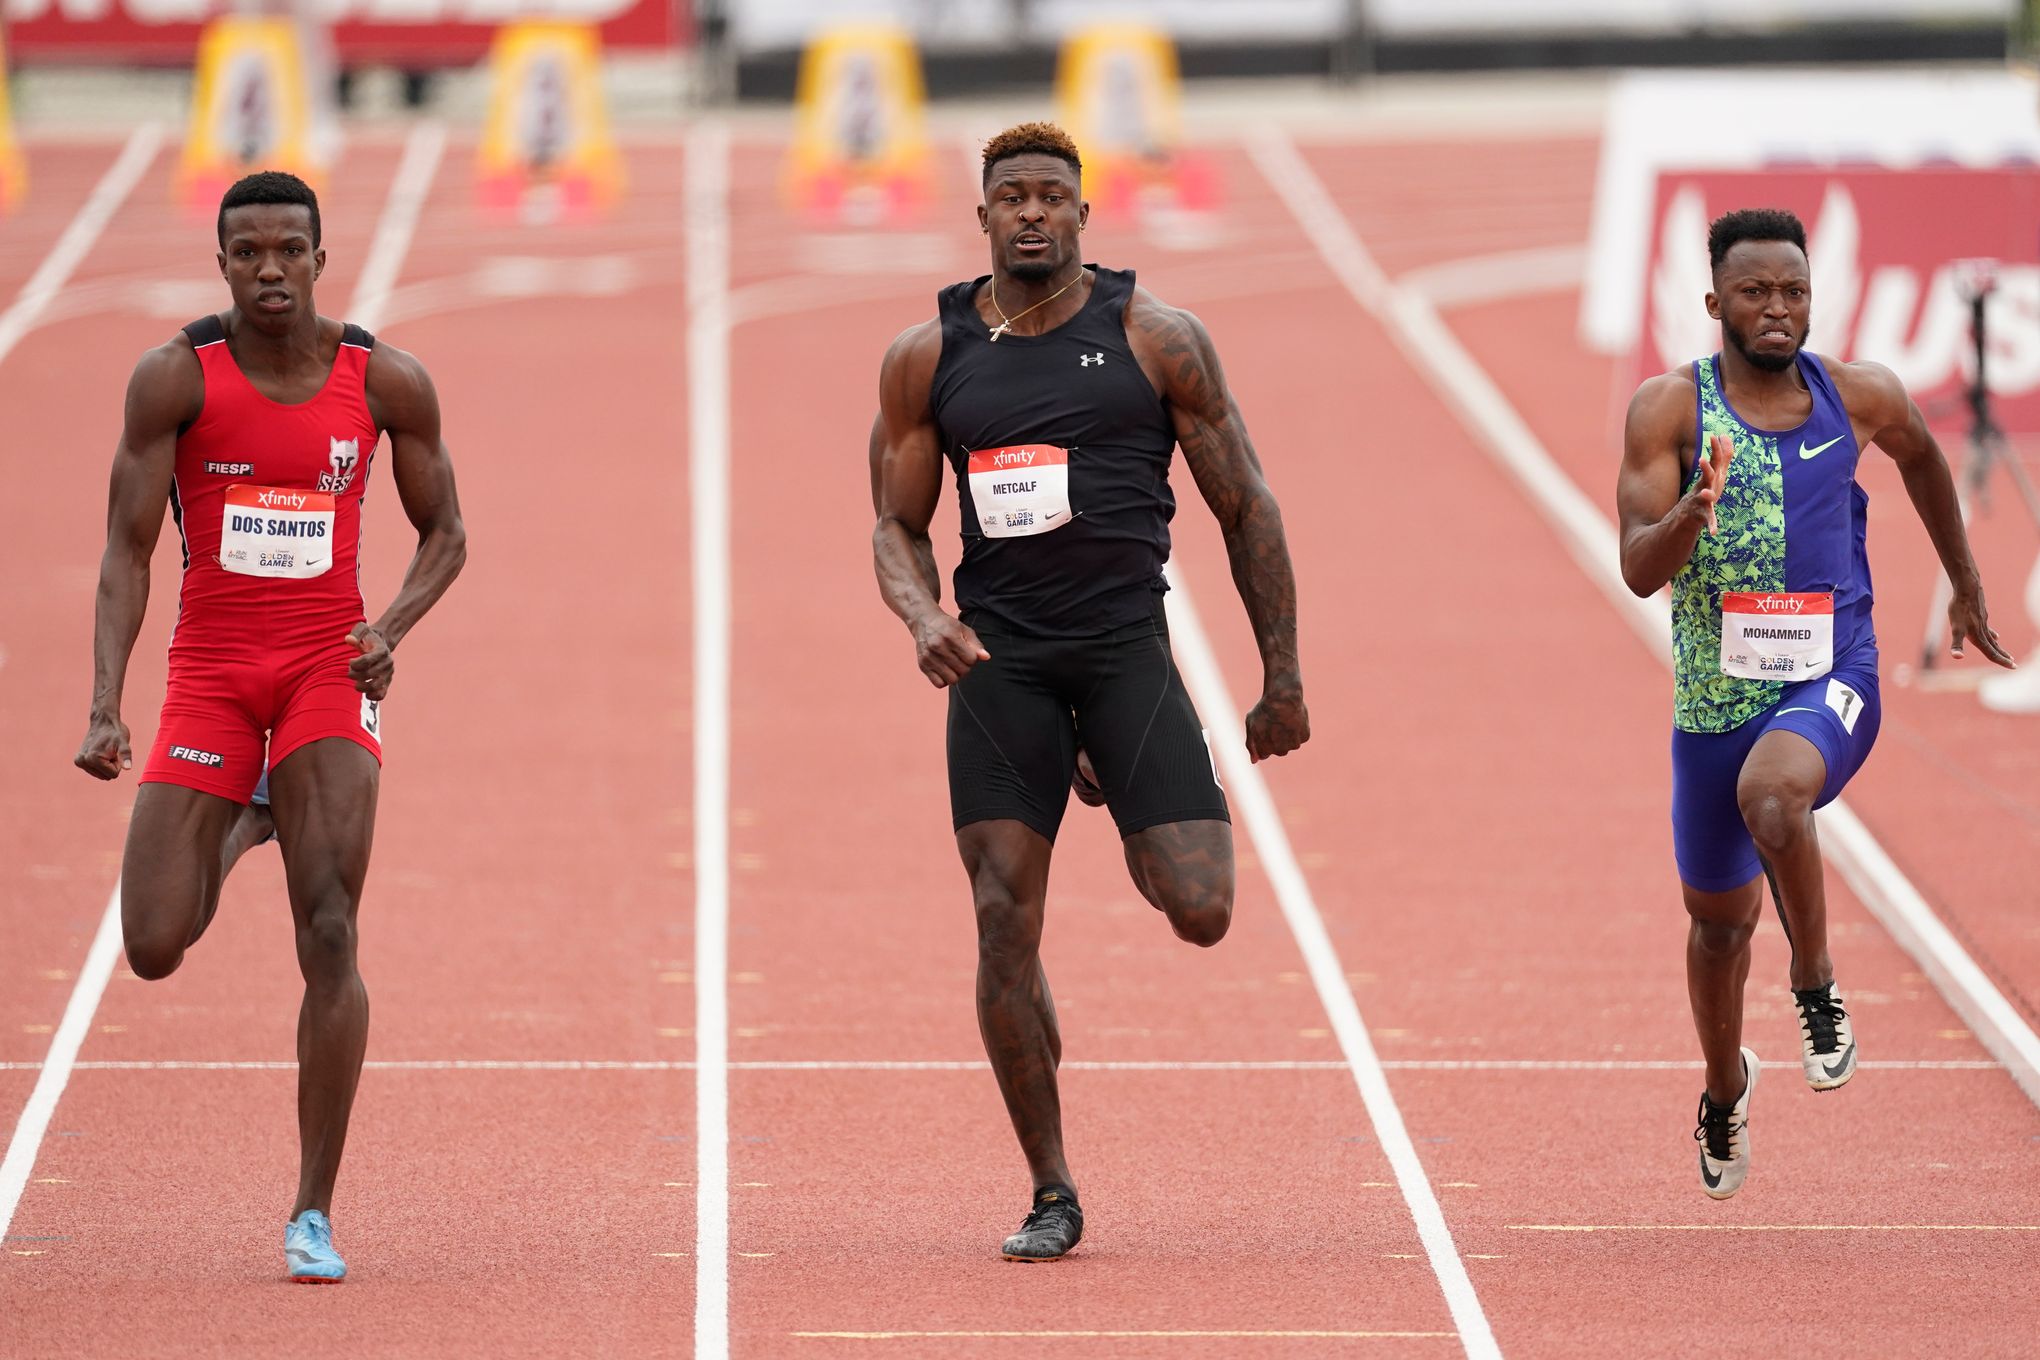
[2,124,2036,1358]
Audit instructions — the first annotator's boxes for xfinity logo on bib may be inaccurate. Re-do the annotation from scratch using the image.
[1746,595,1807,614]
[320,437,361,492]
[255,489,310,510]
[991,449,1038,469]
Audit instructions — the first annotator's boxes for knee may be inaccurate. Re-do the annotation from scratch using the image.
[971,876,1042,980]
[123,932,185,982]
[1165,882,1234,948]
[294,897,358,978]
[1687,912,1755,959]
[1738,782,1812,858]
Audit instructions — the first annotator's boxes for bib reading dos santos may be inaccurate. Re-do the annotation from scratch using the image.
[931,266,1178,637]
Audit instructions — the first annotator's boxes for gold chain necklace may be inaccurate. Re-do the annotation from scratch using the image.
[987,267,1087,342]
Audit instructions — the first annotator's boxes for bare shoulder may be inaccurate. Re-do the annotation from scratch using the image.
[881,317,943,375]
[880,316,943,413]
[1625,366,1695,432]
[125,330,204,427]
[1123,284,1208,349]
[1821,352,1906,413]
[364,339,439,426]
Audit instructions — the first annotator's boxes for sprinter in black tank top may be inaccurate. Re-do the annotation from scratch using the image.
[872,122,1310,1260]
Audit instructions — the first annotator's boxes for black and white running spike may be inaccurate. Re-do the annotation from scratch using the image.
[1793,982,1856,1091]
[1001,1186,1083,1261]
[1695,1047,1759,1200]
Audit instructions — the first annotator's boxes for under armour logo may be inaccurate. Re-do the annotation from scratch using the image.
[1079,353,1105,367]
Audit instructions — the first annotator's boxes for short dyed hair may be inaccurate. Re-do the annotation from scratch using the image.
[981,122,1082,188]
[1707,208,1806,271]
[217,171,321,249]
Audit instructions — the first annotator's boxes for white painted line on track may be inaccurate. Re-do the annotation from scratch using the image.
[684,120,733,1360]
[1249,126,2040,1114]
[1396,243,1586,310]
[1162,568,1500,1360]
[0,122,444,1249]
[0,1057,2000,1073]
[0,891,123,1242]
[348,121,447,334]
[0,123,162,369]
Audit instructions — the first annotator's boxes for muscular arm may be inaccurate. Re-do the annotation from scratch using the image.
[76,343,201,778]
[1846,360,2014,666]
[873,322,985,687]
[1129,292,1306,761]
[1616,373,1723,597]
[354,344,467,698]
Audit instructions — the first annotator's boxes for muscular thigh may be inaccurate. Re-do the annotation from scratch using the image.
[122,782,246,933]
[270,737,380,915]
[1072,604,1229,840]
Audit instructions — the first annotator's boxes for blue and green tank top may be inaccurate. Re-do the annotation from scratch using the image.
[1671,352,1876,733]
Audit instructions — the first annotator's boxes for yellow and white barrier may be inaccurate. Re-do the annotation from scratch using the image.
[1055,23,1216,216]
[478,21,624,220]
[179,18,325,210]
[784,23,930,225]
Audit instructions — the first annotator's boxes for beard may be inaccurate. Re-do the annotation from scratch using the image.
[1725,314,1806,373]
[1006,254,1057,283]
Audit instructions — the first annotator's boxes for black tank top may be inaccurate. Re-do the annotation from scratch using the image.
[931,265,1177,636]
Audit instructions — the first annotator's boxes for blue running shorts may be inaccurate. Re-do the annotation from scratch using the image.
[1669,654,1881,893]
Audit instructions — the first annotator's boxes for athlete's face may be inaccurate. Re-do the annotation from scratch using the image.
[1708,240,1811,374]
[217,204,324,333]
[978,155,1088,284]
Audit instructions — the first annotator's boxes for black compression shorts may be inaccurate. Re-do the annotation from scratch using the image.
[946,598,1231,842]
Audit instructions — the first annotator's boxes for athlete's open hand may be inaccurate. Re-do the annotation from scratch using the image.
[911,611,990,688]
[1245,681,1309,763]
[74,711,133,780]
[348,622,394,700]
[1948,588,2016,669]
[1687,433,1734,536]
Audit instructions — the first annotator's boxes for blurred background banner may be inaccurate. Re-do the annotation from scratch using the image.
[2,0,683,65]
[1638,169,2040,430]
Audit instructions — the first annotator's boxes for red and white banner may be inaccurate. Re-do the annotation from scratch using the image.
[2,0,684,63]
[1639,168,2040,432]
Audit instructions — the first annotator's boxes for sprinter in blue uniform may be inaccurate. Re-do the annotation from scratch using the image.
[1616,208,2015,1198]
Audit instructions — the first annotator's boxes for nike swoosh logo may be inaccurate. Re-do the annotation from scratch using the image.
[1799,435,1845,460]
[1044,512,1062,521]
[1699,1156,1723,1188]
[1822,1042,1856,1079]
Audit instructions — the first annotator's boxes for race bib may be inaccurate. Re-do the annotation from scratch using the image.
[220,485,334,579]
[1719,591,1834,681]
[967,444,1071,538]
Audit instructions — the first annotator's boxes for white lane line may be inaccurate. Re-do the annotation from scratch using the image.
[0,892,123,1241]
[1396,243,1586,310]
[684,120,733,1360]
[1249,126,2040,1114]
[1162,569,1500,1360]
[0,1058,2000,1073]
[0,128,444,1247]
[0,123,162,368]
[348,121,447,333]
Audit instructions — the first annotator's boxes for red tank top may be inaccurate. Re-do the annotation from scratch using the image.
[170,315,381,649]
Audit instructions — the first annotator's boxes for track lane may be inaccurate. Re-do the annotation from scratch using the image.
[720,138,1463,1355]
[2,138,700,1355]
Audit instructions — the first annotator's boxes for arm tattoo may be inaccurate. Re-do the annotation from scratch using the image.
[1137,301,1301,686]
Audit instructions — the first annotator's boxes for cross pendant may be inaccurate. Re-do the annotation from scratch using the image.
[988,322,1010,342]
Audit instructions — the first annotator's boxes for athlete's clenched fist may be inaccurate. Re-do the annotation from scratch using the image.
[1245,681,1309,763]
[911,611,991,688]
[74,711,133,780]
[347,622,395,701]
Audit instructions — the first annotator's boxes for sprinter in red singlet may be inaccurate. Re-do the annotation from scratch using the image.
[74,172,466,1282]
